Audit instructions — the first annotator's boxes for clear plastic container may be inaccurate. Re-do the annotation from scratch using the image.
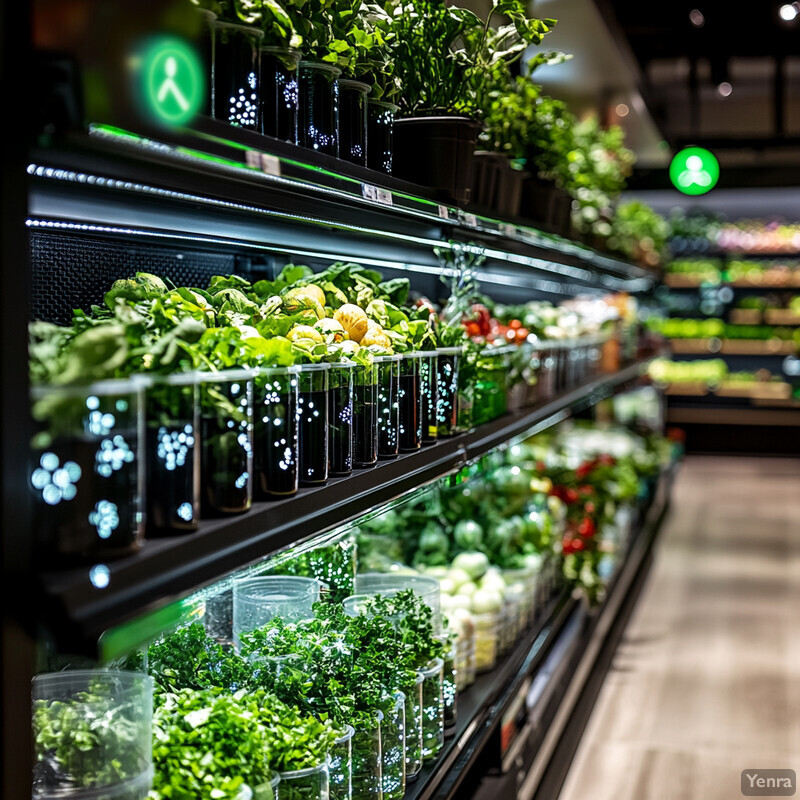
[435,347,461,438]
[298,61,341,157]
[415,351,439,445]
[329,725,353,800]
[404,674,424,782]
[375,355,401,459]
[253,366,300,499]
[297,364,330,485]
[354,573,442,633]
[32,670,154,800]
[328,363,354,477]
[142,373,199,536]
[197,370,254,516]
[277,761,329,800]
[398,354,423,451]
[30,378,145,564]
[352,362,378,468]
[473,612,500,673]
[381,692,406,800]
[351,711,382,800]
[213,21,263,128]
[473,346,512,425]
[233,576,320,649]
[419,657,444,762]
[502,567,537,630]
[253,773,281,800]
[454,637,474,692]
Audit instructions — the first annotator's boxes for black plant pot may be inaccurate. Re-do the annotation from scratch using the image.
[259,46,301,143]
[212,21,263,129]
[367,99,398,174]
[298,61,340,157]
[338,79,370,167]
[471,151,505,209]
[497,163,527,218]
[393,115,482,205]
[520,176,572,235]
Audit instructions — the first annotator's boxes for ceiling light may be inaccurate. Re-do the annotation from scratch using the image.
[779,3,798,21]
[615,103,630,117]
[717,81,732,97]
[689,9,705,26]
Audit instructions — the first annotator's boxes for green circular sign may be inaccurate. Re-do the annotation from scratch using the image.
[669,147,720,195]
[140,37,204,126]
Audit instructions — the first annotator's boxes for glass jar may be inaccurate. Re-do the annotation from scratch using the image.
[260,46,301,143]
[30,379,145,564]
[416,351,439,446]
[473,346,511,425]
[351,711,382,800]
[197,370,253,516]
[437,634,457,733]
[399,354,423,452]
[366,100,398,174]
[328,363,354,477]
[253,366,300,499]
[419,657,444,762]
[352,362,378,468]
[32,670,154,800]
[473,612,500,673]
[212,21,263,128]
[298,61,340,156]
[354,573,442,634]
[435,347,461,438]
[232,576,320,649]
[329,725,354,800]
[142,374,199,536]
[404,674,424,782]
[338,79,370,167]
[375,355,401,459]
[297,363,330,485]
[381,692,406,800]
[277,761,329,800]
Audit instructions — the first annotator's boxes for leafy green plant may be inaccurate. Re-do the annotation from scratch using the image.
[607,200,669,267]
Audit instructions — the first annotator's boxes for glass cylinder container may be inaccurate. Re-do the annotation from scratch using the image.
[351,711,382,800]
[375,355,401,459]
[297,363,330,486]
[260,46,301,143]
[354,573,442,634]
[404,674,424,782]
[437,634,457,733]
[277,761,329,800]
[419,657,444,762]
[398,354,422,452]
[416,351,439,445]
[352,362,378,468]
[197,370,253,516]
[329,725,354,800]
[366,100,398,174]
[253,366,300,500]
[537,343,557,401]
[473,346,511,425]
[381,692,406,800]
[32,670,154,800]
[232,576,320,649]
[30,379,145,564]
[143,374,199,536]
[435,347,461,438]
[212,21,263,128]
[298,61,340,156]
[328,363,354,477]
[338,79,370,167]
[473,612,500,673]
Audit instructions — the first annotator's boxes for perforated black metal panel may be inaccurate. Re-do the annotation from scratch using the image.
[30,231,255,324]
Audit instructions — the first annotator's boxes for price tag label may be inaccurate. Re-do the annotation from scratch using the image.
[260,153,281,177]
[464,213,478,228]
[500,222,516,238]
[438,204,450,221]
[362,184,393,206]
[245,150,261,169]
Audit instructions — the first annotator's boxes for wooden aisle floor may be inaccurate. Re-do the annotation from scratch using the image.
[557,455,800,800]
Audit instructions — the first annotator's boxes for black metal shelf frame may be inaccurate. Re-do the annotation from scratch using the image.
[39,360,652,655]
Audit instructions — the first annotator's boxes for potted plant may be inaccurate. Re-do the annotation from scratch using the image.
[385,0,555,204]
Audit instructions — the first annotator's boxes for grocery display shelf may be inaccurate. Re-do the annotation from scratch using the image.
[666,406,800,426]
[27,124,655,297]
[669,338,797,356]
[664,276,800,290]
[664,381,792,400]
[38,359,652,654]
[454,461,675,800]
[764,310,800,326]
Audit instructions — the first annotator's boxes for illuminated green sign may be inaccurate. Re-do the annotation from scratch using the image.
[139,37,204,126]
[669,147,720,195]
